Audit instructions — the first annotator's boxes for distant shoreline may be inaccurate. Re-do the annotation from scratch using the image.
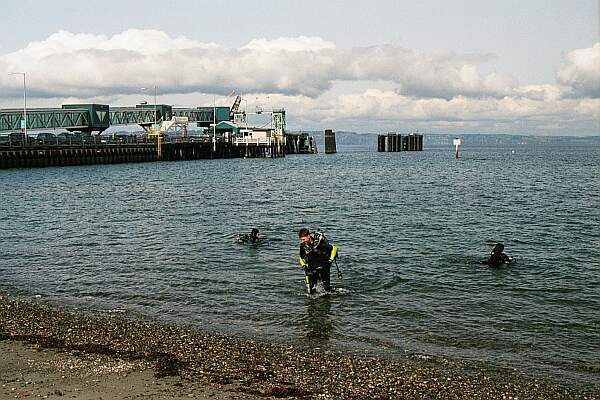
[304,132,600,147]
[1,293,597,399]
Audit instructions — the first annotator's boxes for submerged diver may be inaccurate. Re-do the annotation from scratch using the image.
[298,228,338,294]
[236,228,261,244]
[487,243,512,267]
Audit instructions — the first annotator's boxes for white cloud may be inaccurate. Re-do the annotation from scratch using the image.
[0,29,516,99]
[265,89,600,134]
[0,30,598,135]
[514,84,563,101]
[336,46,515,99]
[558,43,600,98]
[242,36,336,52]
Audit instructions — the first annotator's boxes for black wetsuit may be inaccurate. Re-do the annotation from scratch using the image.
[487,244,511,267]
[299,232,336,293]
[237,230,260,244]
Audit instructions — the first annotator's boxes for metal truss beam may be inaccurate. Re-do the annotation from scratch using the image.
[173,108,214,123]
[109,107,162,126]
[0,108,90,132]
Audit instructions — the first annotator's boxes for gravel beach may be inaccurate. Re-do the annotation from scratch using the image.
[1,294,597,399]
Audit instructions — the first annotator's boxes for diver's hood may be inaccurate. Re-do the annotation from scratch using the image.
[491,243,504,254]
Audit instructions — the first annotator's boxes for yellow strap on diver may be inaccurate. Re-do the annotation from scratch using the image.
[329,245,338,262]
[299,258,307,267]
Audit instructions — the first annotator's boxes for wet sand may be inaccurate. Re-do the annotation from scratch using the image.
[0,340,258,399]
[1,294,597,399]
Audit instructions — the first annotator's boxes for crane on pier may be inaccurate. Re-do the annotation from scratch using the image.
[230,95,242,115]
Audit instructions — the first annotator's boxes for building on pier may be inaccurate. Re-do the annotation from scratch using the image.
[210,120,316,156]
[0,103,232,135]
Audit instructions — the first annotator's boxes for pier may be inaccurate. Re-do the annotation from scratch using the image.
[0,133,315,169]
[0,99,317,169]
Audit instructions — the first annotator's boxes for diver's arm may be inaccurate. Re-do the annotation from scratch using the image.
[329,245,338,263]
[299,246,308,268]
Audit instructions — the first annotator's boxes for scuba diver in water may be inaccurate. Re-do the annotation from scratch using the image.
[298,228,338,294]
[487,243,512,267]
[236,228,261,244]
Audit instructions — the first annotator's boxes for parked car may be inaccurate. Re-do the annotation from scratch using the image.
[57,132,74,144]
[72,132,94,144]
[36,132,57,145]
[0,132,26,146]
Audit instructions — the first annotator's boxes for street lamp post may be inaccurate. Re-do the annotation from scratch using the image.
[213,96,217,154]
[9,72,27,143]
[141,85,160,159]
[141,86,158,129]
[242,98,248,127]
[154,85,161,159]
[152,85,157,131]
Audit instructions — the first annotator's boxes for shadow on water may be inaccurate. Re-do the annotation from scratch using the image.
[301,295,333,347]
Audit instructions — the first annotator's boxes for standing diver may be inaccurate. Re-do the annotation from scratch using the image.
[298,228,338,294]
[487,243,512,267]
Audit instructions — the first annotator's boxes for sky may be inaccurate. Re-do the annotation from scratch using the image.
[0,0,598,135]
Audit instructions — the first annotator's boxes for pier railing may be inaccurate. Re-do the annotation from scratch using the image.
[233,137,273,146]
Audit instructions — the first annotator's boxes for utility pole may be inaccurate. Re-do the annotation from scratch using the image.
[142,86,160,159]
[213,96,217,154]
[9,72,27,142]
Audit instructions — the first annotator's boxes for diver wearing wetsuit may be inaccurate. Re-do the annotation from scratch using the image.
[298,228,338,294]
[487,243,511,267]
[237,228,261,244]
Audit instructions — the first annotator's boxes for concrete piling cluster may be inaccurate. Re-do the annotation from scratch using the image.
[377,132,423,152]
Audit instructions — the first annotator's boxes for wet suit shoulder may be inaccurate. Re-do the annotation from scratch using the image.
[487,252,511,267]
[299,233,338,269]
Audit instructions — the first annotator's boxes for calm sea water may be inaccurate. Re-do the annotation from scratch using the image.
[1,144,599,389]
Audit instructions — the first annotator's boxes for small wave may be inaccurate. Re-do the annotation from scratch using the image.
[106,308,129,314]
[304,284,350,298]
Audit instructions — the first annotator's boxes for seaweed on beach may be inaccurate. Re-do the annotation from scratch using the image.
[152,351,189,378]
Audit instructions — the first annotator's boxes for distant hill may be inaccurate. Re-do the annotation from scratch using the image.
[300,131,600,148]
[110,127,600,148]
[423,134,600,147]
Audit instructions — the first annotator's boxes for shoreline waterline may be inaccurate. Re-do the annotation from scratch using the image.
[1,293,597,399]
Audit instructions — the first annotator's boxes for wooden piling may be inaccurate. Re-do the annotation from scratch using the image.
[324,129,337,154]
[377,135,386,152]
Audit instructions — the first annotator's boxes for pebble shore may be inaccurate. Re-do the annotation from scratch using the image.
[1,294,597,399]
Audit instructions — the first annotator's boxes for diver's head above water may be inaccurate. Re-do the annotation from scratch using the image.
[298,228,311,245]
[487,243,511,267]
[491,243,504,255]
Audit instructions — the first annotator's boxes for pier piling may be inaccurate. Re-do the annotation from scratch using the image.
[378,132,423,153]
[377,135,386,152]
[324,129,337,154]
